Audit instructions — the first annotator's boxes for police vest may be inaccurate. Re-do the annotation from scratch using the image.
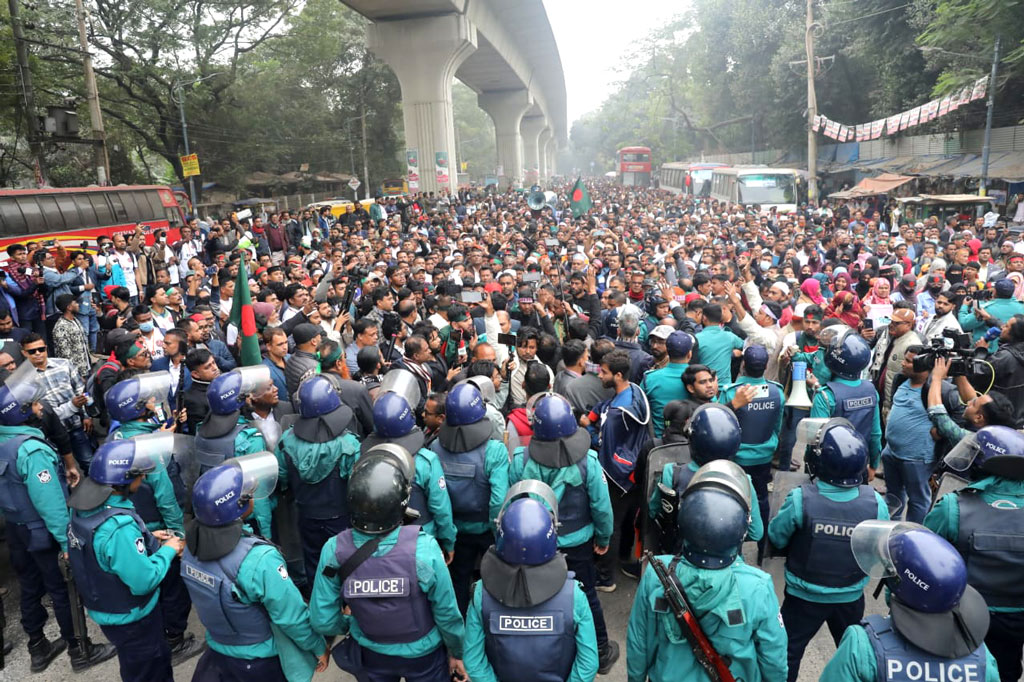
[430,440,490,525]
[786,484,878,587]
[480,576,577,682]
[195,423,247,472]
[130,479,161,528]
[67,506,162,613]
[827,381,877,439]
[730,381,783,444]
[0,434,67,529]
[523,449,591,537]
[282,446,348,523]
[671,463,697,497]
[408,449,436,528]
[862,614,987,682]
[181,535,274,646]
[334,525,435,644]
[954,491,1024,608]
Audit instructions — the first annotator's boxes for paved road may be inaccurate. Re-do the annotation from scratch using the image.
[0,536,890,682]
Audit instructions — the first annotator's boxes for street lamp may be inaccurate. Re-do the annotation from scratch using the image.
[920,39,1001,196]
[171,73,223,216]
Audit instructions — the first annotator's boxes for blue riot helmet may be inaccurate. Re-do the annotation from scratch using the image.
[943,425,1024,481]
[495,480,560,566]
[530,393,577,440]
[645,294,667,318]
[446,383,486,426]
[806,418,867,487]
[292,375,353,442]
[678,486,748,569]
[683,403,741,465]
[296,375,341,418]
[742,344,769,378]
[684,459,753,514]
[852,521,990,656]
[90,432,178,486]
[193,452,279,526]
[665,331,694,360]
[822,326,871,380]
[0,361,45,426]
[105,371,172,423]
[373,392,416,437]
[208,366,272,416]
[364,370,425,454]
[348,444,415,534]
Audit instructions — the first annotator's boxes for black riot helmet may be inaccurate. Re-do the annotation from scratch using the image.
[347,444,415,534]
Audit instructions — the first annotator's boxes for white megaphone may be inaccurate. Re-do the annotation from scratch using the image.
[787,361,813,410]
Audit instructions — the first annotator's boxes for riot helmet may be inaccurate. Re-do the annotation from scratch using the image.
[495,481,560,566]
[0,361,45,426]
[192,452,278,526]
[822,327,870,380]
[806,418,868,487]
[104,371,172,423]
[943,425,1024,481]
[347,443,414,534]
[678,486,748,569]
[684,403,741,465]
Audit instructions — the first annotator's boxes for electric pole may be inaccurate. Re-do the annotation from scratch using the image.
[8,0,47,185]
[360,104,369,201]
[74,0,110,185]
[979,35,1000,197]
[805,0,818,204]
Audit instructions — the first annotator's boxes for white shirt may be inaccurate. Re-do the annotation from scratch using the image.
[112,250,138,296]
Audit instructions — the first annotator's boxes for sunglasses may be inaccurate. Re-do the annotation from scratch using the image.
[24,346,46,355]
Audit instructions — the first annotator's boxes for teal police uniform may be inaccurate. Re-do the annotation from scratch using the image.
[695,326,745,385]
[719,376,786,468]
[109,421,184,532]
[959,297,1024,351]
[648,461,764,542]
[641,362,688,438]
[625,553,788,682]
[810,380,883,469]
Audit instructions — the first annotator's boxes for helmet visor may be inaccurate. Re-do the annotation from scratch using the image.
[3,360,45,404]
[851,520,923,578]
[685,460,753,512]
[235,365,273,398]
[229,452,279,501]
[134,371,173,408]
[126,432,179,475]
[499,479,559,527]
[795,417,832,445]
[378,369,422,412]
[818,324,853,348]
[943,433,980,473]
[363,443,415,481]
[525,391,560,424]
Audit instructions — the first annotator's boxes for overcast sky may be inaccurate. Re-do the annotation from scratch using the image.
[543,0,686,124]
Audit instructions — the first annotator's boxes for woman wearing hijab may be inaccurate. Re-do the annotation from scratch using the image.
[825,290,865,328]
[798,277,826,307]
[811,272,834,300]
[891,274,918,307]
[832,270,852,295]
[862,277,893,308]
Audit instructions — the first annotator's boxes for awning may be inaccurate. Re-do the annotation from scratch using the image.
[856,172,915,195]
[931,152,1024,181]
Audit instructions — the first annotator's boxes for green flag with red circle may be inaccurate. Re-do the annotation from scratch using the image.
[570,177,592,218]
[228,261,261,367]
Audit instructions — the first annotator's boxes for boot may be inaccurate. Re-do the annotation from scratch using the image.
[28,635,67,673]
[69,639,117,672]
[166,632,205,665]
[597,640,620,675]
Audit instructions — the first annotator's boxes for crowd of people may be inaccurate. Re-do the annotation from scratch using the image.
[1,179,1024,681]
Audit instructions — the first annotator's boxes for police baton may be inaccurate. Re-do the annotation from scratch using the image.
[58,554,90,648]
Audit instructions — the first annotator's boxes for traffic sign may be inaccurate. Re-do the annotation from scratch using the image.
[180,153,200,177]
[348,178,361,191]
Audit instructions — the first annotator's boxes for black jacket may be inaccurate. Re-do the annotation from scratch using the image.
[988,342,1024,428]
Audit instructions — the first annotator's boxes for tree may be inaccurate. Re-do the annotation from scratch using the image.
[452,81,495,181]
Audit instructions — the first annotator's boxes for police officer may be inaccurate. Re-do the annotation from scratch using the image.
[627,461,788,681]
[720,344,785,561]
[183,452,331,681]
[361,376,457,559]
[507,393,618,673]
[767,419,890,681]
[647,403,763,552]
[66,435,190,682]
[463,482,599,681]
[810,326,882,479]
[310,444,467,682]
[0,362,115,671]
[275,375,360,584]
[821,521,999,681]
[429,382,509,615]
[641,330,694,438]
[924,425,1024,681]
[195,366,271,534]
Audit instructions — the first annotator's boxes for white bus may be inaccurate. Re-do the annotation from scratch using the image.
[709,167,804,214]
[660,162,728,197]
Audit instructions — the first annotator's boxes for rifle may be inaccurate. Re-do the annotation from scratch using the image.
[644,551,736,682]
[175,357,186,421]
[58,554,90,652]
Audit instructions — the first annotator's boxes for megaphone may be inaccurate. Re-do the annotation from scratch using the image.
[787,361,813,410]
[528,190,558,217]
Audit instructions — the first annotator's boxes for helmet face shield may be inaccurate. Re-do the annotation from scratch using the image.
[133,371,173,413]
[235,365,273,399]
[229,452,279,501]
[127,432,186,475]
[818,324,853,348]
[498,479,560,528]
[378,369,422,411]
[943,433,980,473]
[0,361,45,423]
[362,443,415,482]
[685,460,753,513]
[851,520,923,578]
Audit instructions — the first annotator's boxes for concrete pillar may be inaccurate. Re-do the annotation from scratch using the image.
[546,140,557,178]
[520,115,545,187]
[537,127,552,181]
[368,15,477,195]
[478,89,532,190]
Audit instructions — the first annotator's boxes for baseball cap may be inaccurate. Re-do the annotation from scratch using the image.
[292,323,323,346]
[649,325,674,340]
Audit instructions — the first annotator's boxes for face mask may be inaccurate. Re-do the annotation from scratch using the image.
[760,261,771,272]
[139,322,154,333]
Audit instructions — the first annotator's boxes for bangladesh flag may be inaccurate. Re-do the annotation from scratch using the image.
[228,262,261,367]
[570,177,592,218]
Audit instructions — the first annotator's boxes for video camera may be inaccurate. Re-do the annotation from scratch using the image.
[912,328,980,377]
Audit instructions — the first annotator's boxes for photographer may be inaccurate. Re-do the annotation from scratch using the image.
[927,356,1016,444]
[978,314,1024,427]
[959,278,1024,350]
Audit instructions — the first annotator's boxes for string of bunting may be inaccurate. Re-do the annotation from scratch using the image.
[811,75,989,142]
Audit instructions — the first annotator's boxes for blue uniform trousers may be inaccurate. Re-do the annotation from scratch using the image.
[159,557,192,637]
[332,637,448,682]
[776,406,809,472]
[986,610,1024,682]
[449,530,492,616]
[741,462,772,562]
[6,521,76,644]
[563,542,608,650]
[191,647,287,682]
[299,516,349,594]
[780,592,864,682]
[99,608,173,682]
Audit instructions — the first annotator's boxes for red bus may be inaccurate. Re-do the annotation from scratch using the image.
[617,146,652,187]
[0,185,188,258]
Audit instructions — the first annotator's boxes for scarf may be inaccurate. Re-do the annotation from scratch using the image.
[4,263,44,313]
[826,291,864,328]
[800,278,825,305]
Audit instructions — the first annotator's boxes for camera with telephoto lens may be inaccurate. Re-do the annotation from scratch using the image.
[912,328,978,376]
[381,311,402,339]
[973,288,995,301]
